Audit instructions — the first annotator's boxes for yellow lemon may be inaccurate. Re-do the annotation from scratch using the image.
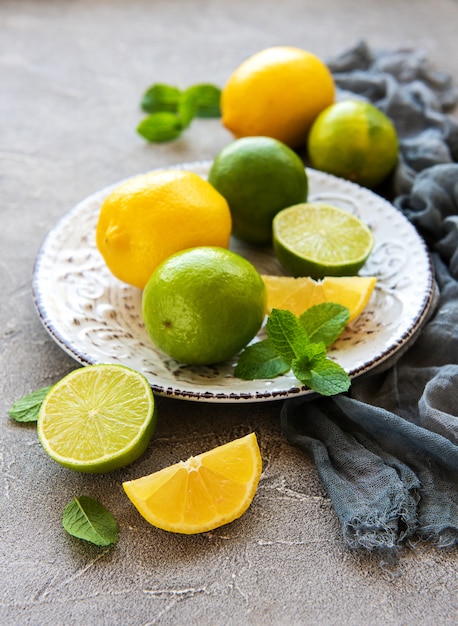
[261,275,377,322]
[96,169,232,289]
[221,46,335,148]
[123,433,262,534]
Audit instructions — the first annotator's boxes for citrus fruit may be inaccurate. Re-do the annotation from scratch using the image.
[307,99,399,188]
[142,246,267,365]
[272,203,374,278]
[123,432,262,534]
[221,46,335,148]
[261,275,377,322]
[95,169,232,289]
[37,364,156,473]
[208,136,308,245]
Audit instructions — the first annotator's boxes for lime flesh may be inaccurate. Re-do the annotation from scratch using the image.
[37,364,156,473]
[273,203,374,278]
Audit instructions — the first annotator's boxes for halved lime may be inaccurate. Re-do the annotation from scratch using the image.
[272,203,374,278]
[37,364,156,473]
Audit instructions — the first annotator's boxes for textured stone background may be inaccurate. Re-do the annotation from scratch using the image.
[1,1,457,624]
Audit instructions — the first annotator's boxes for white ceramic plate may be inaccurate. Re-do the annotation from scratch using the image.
[32,162,434,402]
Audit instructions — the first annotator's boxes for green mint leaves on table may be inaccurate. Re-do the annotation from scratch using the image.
[62,496,119,546]
[137,83,221,142]
[8,386,52,422]
[235,304,351,397]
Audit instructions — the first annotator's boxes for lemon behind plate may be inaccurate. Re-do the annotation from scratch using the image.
[221,46,335,148]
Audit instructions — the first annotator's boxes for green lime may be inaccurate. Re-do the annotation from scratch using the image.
[272,203,374,278]
[208,136,308,244]
[37,364,156,473]
[307,99,398,189]
[142,246,266,365]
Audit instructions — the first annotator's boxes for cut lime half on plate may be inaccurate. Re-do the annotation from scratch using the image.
[37,364,156,473]
[273,202,374,278]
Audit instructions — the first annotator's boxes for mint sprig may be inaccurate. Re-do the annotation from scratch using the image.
[138,83,221,142]
[8,386,52,422]
[62,496,118,546]
[235,304,351,397]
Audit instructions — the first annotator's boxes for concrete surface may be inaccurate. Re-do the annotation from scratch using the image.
[1,1,457,624]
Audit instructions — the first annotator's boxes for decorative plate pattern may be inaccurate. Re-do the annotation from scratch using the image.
[32,162,435,403]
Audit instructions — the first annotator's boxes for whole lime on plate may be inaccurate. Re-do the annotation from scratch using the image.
[142,246,267,365]
[208,136,308,245]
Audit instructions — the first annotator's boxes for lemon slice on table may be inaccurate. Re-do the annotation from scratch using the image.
[123,433,262,534]
[272,203,374,278]
[261,274,377,322]
[37,364,156,473]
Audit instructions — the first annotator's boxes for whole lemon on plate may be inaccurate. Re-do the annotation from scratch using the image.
[208,136,308,245]
[221,46,335,148]
[142,246,267,366]
[96,169,232,289]
[307,99,399,188]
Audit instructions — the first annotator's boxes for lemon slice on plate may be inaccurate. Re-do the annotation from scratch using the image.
[261,274,377,322]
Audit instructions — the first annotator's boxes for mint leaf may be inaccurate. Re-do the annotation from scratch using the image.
[138,82,221,142]
[292,341,327,373]
[178,88,199,129]
[9,386,52,423]
[235,339,290,379]
[141,84,181,113]
[293,357,351,396]
[62,496,118,546]
[234,306,351,396]
[137,112,183,142]
[299,303,350,347]
[266,309,310,363]
[185,84,221,118]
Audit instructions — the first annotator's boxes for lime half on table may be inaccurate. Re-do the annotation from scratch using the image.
[273,202,374,278]
[37,364,156,473]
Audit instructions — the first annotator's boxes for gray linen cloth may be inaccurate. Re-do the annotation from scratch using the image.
[281,41,458,551]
